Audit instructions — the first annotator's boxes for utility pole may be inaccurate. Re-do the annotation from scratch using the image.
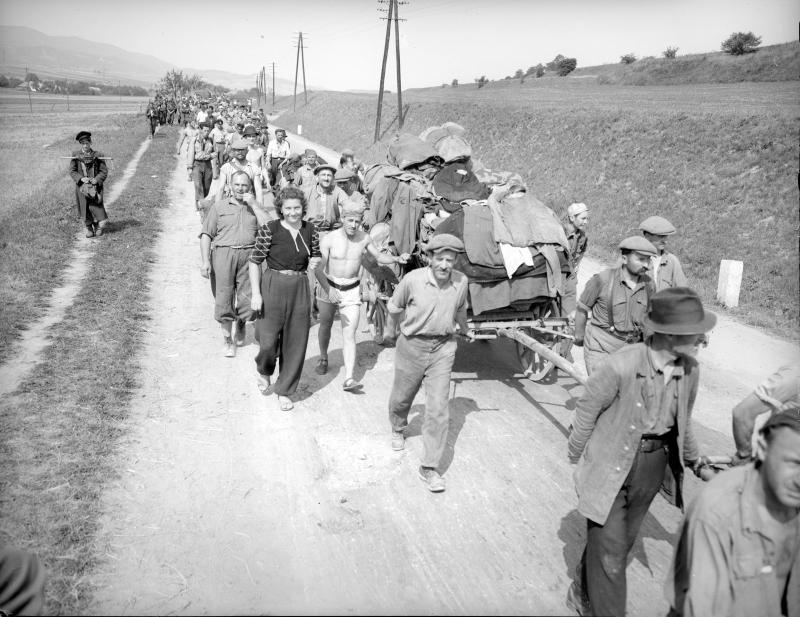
[293,32,309,112]
[374,0,407,142]
[271,61,276,107]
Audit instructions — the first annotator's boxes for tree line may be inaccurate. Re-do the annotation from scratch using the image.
[0,72,148,96]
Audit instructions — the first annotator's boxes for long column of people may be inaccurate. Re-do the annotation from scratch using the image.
[51,93,799,617]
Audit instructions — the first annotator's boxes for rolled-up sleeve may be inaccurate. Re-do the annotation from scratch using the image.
[199,204,219,239]
[387,277,410,314]
[577,272,603,313]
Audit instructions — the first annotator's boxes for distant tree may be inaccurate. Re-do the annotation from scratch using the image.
[474,75,488,88]
[451,78,458,87]
[0,74,8,88]
[8,77,22,88]
[546,54,566,72]
[504,75,511,80]
[557,58,577,76]
[535,63,545,78]
[721,31,762,55]
[662,46,679,59]
[24,72,40,83]
[620,53,637,64]
[524,65,536,76]
[441,83,447,88]
[514,68,524,79]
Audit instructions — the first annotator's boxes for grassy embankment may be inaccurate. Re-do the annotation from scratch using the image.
[275,79,799,335]
[0,111,146,361]
[571,41,800,85]
[0,126,175,614]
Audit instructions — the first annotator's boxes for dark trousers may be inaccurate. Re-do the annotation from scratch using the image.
[268,157,284,188]
[192,161,213,205]
[254,269,311,397]
[148,115,157,136]
[581,445,669,617]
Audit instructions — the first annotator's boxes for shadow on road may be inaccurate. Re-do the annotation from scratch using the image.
[106,218,142,234]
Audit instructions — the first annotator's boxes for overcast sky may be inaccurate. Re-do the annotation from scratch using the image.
[1,0,798,90]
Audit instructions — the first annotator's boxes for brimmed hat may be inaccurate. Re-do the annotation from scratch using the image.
[640,215,676,236]
[567,202,588,217]
[242,124,258,136]
[341,148,355,157]
[314,164,337,175]
[423,233,465,254]
[760,409,800,434]
[619,236,657,256]
[643,287,717,335]
[334,168,355,182]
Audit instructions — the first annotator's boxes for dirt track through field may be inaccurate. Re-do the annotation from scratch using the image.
[0,136,151,399]
[86,138,799,616]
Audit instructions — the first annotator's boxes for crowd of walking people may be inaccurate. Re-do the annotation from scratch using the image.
[51,94,799,617]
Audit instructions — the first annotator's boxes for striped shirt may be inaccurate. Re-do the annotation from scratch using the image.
[249,219,321,272]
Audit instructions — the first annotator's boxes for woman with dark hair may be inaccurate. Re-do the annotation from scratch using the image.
[248,186,321,411]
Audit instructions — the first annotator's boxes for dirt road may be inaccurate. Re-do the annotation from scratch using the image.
[87,142,799,615]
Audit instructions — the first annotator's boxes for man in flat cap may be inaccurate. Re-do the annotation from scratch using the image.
[210,137,271,222]
[314,200,410,390]
[68,131,109,238]
[384,233,473,492]
[573,236,657,375]
[266,128,291,188]
[640,215,688,291]
[188,122,218,213]
[295,148,319,187]
[334,167,367,208]
[567,287,716,617]
[667,408,800,617]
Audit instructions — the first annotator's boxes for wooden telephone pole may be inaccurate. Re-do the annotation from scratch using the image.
[293,32,308,112]
[374,0,407,142]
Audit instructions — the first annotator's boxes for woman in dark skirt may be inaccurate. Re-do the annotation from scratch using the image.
[248,186,320,411]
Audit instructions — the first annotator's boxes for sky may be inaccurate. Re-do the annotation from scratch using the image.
[1,0,798,91]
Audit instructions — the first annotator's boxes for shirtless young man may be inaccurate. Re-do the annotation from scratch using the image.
[314,201,410,391]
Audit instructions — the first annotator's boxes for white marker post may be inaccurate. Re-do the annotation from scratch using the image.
[717,259,743,308]
[297,125,302,136]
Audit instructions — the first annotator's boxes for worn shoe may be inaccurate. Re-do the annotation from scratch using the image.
[418,466,445,492]
[256,373,272,395]
[391,432,405,451]
[85,228,95,238]
[234,320,246,346]
[565,581,590,616]
[315,357,328,375]
[342,378,362,392]
[223,337,235,358]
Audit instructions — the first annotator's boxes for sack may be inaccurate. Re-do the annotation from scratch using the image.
[386,133,441,170]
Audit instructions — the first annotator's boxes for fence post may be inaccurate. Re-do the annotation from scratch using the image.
[717,259,743,308]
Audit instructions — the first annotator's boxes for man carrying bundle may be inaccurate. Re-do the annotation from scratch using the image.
[68,131,109,238]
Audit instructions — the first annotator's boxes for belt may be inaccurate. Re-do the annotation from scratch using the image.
[268,268,306,276]
[639,433,672,452]
[406,333,452,340]
[217,244,254,250]
[595,324,641,343]
[326,277,359,292]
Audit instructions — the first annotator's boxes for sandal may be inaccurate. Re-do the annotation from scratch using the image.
[342,378,362,392]
[278,395,293,411]
[256,374,271,395]
[315,358,328,375]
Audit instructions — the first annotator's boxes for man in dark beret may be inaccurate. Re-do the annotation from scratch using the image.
[68,131,109,238]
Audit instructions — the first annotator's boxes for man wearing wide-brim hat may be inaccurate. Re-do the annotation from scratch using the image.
[68,131,109,238]
[639,215,688,291]
[384,233,474,493]
[567,287,716,617]
[573,236,657,375]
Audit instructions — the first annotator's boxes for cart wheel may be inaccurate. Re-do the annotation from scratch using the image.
[516,301,562,382]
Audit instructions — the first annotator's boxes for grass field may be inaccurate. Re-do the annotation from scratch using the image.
[0,89,149,114]
[0,106,148,361]
[276,79,799,334]
[0,126,175,614]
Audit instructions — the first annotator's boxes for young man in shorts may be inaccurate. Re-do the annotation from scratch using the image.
[314,201,409,391]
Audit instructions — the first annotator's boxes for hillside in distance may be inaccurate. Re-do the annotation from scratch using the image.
[0,25,299,94]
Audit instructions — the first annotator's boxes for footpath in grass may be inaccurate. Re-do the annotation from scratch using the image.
[0,127,176,615]
[276,86,799,335]
[0,112,147,361]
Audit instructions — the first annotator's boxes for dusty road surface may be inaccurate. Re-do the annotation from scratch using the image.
[88,142,799,616]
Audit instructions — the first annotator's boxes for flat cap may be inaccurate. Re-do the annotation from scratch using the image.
[75,131,92,143]
[230,137,249,150]
[304,148,317,156]
[424,233,465,254]
[334,168,355,182]
[639,215,676,235]
[341,148,355,157]
[314,164,337,176]
[619,236,658,256]
[761,408,800,434]
[242,124,258,136]
[567,202,588,217]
